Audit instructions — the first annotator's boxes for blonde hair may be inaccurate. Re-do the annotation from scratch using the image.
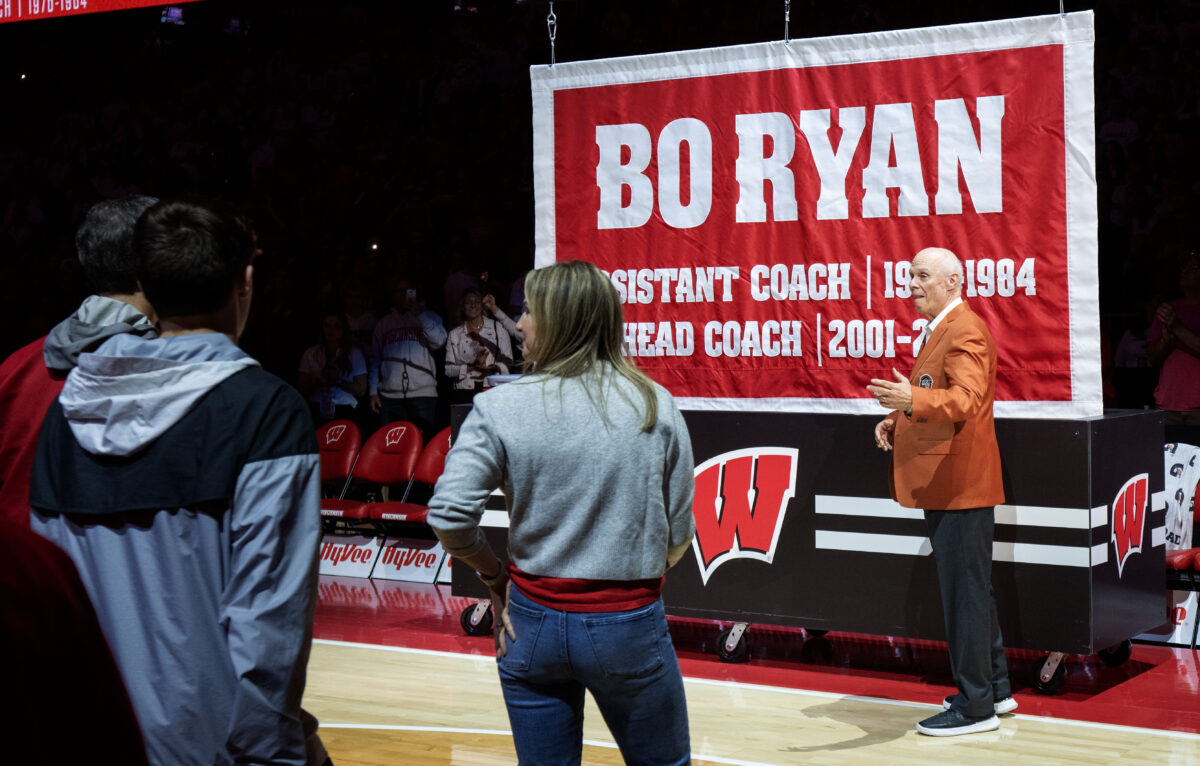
[523,260,659,431]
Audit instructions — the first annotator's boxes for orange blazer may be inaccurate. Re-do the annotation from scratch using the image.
[889,302,1005,510]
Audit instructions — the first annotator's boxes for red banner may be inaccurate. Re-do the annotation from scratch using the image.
[532,13,1099,418]
[0,1,200,25]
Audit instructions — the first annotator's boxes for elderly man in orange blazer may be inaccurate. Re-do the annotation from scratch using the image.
[867,247,1014,737]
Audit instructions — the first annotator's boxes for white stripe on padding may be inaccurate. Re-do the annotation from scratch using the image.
[814,531,932,556]
[1152,491,1166,511]
[992,542,1091,567]
[816,495,1102,530]
[815,531,1097,567]
[481,509,509,528]
[994,504,1094,529]
[814,495,923,519]
[1091,543,1108,566]
[1152,526,1166,547]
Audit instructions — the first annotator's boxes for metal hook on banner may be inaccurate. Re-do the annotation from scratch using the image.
[547,1,558,66]
[784,0,791,42]
[1059,0,1065,14]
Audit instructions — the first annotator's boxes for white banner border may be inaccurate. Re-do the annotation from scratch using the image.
[530,12,1099,420]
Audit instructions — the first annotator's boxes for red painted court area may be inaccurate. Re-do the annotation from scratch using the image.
[314,575,1200,736]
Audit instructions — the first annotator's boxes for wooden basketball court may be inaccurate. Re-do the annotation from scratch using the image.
[305,640,1200,765]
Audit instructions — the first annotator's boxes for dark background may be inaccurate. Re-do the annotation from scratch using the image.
[1,0,1195,404]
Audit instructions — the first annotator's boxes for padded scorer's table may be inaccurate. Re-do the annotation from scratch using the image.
[451,406,1166,655]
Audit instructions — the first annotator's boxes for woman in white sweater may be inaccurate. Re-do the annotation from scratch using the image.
[444,288,514,406]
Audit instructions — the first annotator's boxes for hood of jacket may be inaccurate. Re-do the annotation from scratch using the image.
[43,295,158,374]
[59,332,259,457]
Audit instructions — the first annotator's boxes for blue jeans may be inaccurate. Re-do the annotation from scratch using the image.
[497,587,690,766]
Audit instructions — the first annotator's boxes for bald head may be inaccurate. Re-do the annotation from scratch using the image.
[915,247,963,281]
[910,247,963,320]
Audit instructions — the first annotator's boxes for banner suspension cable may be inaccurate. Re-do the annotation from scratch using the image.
[547,1,558,66]
[784,0,791,42]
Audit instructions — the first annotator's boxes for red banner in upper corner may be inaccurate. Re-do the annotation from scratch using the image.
[531,12,1101,419]
[0,1,201,25]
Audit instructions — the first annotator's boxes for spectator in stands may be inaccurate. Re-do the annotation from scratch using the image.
[1111,300,1158,408]
[369,279,447,442]
[298,311,368,425]
[1148,249,1200,425]
[30,198,323,766]
[445,288,514,405]
[507,270,527,319]
[442,251,482,327]
[0,195,158,527]
[341,277,378,350]
[428,260,696,766]
[483,292,523,346]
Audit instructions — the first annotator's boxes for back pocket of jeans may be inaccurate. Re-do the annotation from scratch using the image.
[581,607,665,679]
[498,598,546,672]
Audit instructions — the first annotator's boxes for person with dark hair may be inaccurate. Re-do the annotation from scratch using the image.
[0,195,158,527]
[298,311,368,424]
[30,198,323,766]
[1148,250,1200,430]
[444,287,514,405]
[429,260,696,766]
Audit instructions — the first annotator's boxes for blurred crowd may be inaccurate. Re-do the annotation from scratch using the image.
[1,0,1198,436]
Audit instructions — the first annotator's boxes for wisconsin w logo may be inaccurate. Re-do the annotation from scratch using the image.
[385,426,407,447]
[1111,473,1148,578]
[325,424,347,445]
[692,448,798,585]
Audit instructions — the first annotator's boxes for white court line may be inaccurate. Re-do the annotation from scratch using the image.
[322,723,509,735]
[312,639,1200,742]
[315,637,496,661]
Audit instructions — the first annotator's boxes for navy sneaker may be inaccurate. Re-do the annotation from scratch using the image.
[942,695,1018,715]
[917,709,1000,736]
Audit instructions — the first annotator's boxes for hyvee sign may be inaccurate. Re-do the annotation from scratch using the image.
[532,12,1099,417]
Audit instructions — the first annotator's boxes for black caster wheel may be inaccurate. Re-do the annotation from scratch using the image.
[1097,639,1132,668]
[717,626,749,663]
[1032,655,1068,695]
[460,603,493,636]
[804,628,828,638]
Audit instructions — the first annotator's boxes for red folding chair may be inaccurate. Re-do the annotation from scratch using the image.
[320,421,422,526]
[367,426,453,525]
[315,419,361,500]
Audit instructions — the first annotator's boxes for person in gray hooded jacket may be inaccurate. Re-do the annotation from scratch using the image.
[0,195,158,527]
[30,199,322,766]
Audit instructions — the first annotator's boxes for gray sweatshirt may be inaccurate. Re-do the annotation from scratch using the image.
[428,366,695,580]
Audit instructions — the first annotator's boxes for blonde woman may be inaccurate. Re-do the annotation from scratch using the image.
[429,260,695,766]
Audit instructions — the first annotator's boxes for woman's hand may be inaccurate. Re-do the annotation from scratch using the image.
[1158,302,1179,331]
[478,570,517,657]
